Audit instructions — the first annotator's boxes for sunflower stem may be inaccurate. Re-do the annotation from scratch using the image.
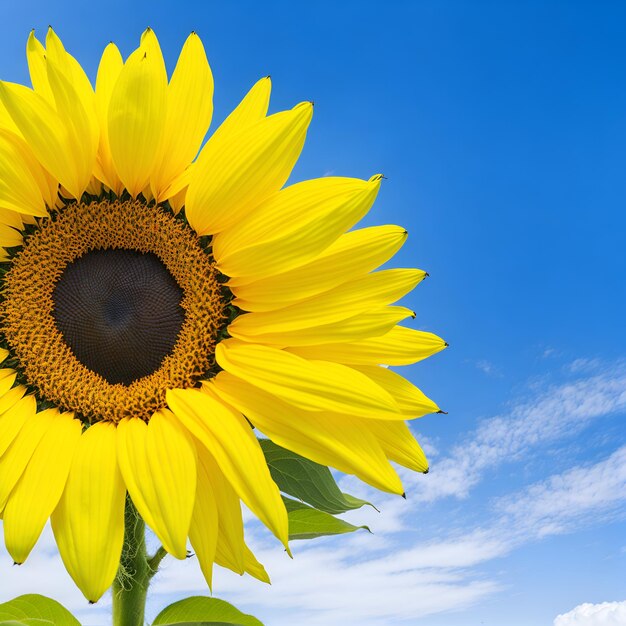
[112,497,150,626]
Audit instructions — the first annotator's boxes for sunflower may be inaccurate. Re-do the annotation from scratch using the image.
[0,28,446,603]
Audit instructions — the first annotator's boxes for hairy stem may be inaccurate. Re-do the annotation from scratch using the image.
[112,497,150,626]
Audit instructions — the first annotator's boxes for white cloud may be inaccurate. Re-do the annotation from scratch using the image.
[497,445,626,539]
[475,359,501,376]
[415,366,626,502]
[567,358,604,374]
[150,533,502,626]
[554,601,626,626]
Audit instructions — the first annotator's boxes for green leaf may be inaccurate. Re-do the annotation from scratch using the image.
[260,439,375,514]
[0,621,54,626]
[0,595,79,626]
[153,596,264,626]
[284,497,371,540]
[150,623,240,626]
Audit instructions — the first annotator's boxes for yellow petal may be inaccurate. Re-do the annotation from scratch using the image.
[159,76,271,202]
[168,185,187,215]
[45,27,96,113]
[194,450,268,583]
[0,408,55,512]
[33,171,58,212]
[353,365,440,417]
[0,223,23,248]
[289,326,448,366]
[95,42,124,194]
[216,340,401,419]
[18,213,36,226]
[86,176,102,195]
[0,349,8,364]
[230,306,414,347]
[152,32,214,200]
[362,420,429,473]
[0,82,81,198]
[213,176,381,278]
[108,47,167,197]
[186,102,313,236]
[161,164,193,203]
[210,76,271,145]
[167,388,289,550]
[117,410,197,559]
[45,29,99,180]
[27,29,98,198]
[189,446,219,589]
[0,394,35,459]
[26,31,53,103]
[139,28,167,81]
[198,447,245,575]
[242,545,270,584]
[3,411,81,564]
[46,59,98,197]
[51,422,126,603]
[0,368,17,396]
[0,208,24,230]
[142,183,154,203]
[0,129,49,217]
[0,98,21,135]
[228,269,425,338]
[229,225,409,310]
[209,374,404,494]
[0,385,27,415]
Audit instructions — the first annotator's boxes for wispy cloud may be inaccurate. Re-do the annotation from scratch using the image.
[566,358,604,374]
[474,359,501,376]
[414,364,626,502]
[497,445,626,539]
[151,533,502,625]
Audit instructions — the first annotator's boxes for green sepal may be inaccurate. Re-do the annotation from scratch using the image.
[0,595,80,626]
[284,496,371,540]
[260,439,375,514]
[152,596,264,626]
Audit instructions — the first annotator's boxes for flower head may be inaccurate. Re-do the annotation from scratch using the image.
[0,28,446,602]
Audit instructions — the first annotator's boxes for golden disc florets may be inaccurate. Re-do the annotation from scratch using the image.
[1,200,226,422]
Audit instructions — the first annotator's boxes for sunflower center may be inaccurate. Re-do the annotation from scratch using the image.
[2,200,226,422]
[52,249,185,385]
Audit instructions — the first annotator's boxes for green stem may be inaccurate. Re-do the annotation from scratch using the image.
[112,498,150,626]
[147,546,168,578]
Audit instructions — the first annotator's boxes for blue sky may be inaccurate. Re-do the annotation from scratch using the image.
[1,1,625,625]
